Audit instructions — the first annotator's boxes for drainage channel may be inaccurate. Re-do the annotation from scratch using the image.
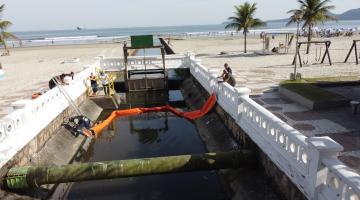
[64,89,230,200]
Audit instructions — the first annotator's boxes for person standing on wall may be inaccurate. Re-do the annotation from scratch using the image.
[99,71,109,96]
[89,73,98,96]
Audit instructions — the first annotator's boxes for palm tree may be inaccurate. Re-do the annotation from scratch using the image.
[225,2,265,53]
[0,4,19,55]
[287,0,336,53]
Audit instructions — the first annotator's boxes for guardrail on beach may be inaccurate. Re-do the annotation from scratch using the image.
[0,63,96,168]
[187,53,360,200]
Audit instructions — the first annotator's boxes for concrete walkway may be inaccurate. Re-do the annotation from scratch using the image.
[251,89,360,173]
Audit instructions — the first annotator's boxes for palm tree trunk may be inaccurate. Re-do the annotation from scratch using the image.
[244,32,247,53]
[1,39,8,55]
[306,26,312,54]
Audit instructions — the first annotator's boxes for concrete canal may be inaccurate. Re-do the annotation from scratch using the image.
[65,90,228,200]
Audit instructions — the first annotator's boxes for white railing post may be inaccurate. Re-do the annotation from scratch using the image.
[306,136,344,200]
[235,87,251,122]
[208,69,218,94]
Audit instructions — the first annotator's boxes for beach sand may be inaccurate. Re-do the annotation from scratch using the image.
[172,34,360,93]
[0,43,124,117]
[1,34,360,116]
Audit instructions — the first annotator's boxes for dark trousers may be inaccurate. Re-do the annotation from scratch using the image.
[103,84,109,95]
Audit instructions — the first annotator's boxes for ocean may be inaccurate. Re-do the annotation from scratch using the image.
[8,20,360,47]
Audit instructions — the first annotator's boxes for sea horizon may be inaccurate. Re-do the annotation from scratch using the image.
[12,20,360,41]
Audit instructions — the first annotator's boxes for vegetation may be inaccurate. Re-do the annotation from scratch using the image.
[287,0,336,53]
[225,2,265,53]
[304,76,360,83]
[280,79,346,102]
[0,4,18,55]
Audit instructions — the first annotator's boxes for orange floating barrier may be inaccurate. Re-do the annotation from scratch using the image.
[91,93,217,137]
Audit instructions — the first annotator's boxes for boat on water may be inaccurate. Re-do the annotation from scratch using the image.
[76,26,86,31]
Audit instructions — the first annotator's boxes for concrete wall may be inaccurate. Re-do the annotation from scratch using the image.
[0,94,104,199]
[189,77,306,200]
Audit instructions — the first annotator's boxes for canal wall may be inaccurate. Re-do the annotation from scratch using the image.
[0,65,103,199]
[182,77,302,199]
[181,79,284,199]
[186,54,359,200]
[97,54,360,200]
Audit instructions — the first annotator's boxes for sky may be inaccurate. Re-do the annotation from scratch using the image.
[0,0,358,31]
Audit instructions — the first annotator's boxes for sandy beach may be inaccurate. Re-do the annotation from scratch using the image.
[0,43,124,117]
[1,34,360,117]
[172,34,360,93]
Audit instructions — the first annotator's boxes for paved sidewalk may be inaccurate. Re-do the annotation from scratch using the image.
[251,90,360,173]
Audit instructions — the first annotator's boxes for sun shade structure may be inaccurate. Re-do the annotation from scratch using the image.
[123,35,167,91]
[91,93,217,137]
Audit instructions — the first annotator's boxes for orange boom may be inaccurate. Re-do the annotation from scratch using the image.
[91,93,217,137]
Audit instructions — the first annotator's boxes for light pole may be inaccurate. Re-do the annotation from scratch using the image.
[293,12,303,80]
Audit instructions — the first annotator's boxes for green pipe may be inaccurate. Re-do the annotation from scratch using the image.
[5,151,254,189]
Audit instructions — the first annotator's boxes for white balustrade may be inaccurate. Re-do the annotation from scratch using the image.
[188,56,360,200]
[0,65,94,167]
[0,53,359,200]
[99,55,188,71]
[319,158,360,200]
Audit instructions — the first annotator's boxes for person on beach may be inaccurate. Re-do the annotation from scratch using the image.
[218,63,236,87]
[48,72,74,89]
[99,71,109,96]
[89,73,98,96]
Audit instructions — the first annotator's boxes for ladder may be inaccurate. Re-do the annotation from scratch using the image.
[52,77,83,116]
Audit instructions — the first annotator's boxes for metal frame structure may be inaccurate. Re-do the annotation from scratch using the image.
[292,41,332,68]
[262,32,295,53]
[344,40,360,65]
[123,45,167,91]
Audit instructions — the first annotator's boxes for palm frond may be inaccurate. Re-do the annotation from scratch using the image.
[0,20,12,30]
[2,32,19,41]
[288,0,335,27]
[225,2,264,32]
[0,4,18,51]
[0,4,5,15]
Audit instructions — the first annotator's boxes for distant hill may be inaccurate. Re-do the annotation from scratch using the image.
[267,8,360,23]
[338,8,360,20]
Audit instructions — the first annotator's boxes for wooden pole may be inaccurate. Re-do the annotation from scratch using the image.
[321,41,332,66]
[292,43,303,67]
[344,41,355,63]
[327,42,332,66]
[123,47,129,90]
[355,41,359,65]
[161,47,167,89]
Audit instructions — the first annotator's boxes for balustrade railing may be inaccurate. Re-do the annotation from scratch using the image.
[0,65,94,166]
[188,55,360,200]
[0,53,359,200]
[99,55,188,71]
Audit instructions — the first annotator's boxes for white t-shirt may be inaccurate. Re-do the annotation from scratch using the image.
[63,76,72,84]
[99,74,109,85]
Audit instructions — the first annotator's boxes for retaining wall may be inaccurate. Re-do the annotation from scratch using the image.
[189,77,306,200]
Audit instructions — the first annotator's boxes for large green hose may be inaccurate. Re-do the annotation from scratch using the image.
[5,151,254,189]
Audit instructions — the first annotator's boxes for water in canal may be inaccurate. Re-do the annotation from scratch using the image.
[66,90,228,200]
